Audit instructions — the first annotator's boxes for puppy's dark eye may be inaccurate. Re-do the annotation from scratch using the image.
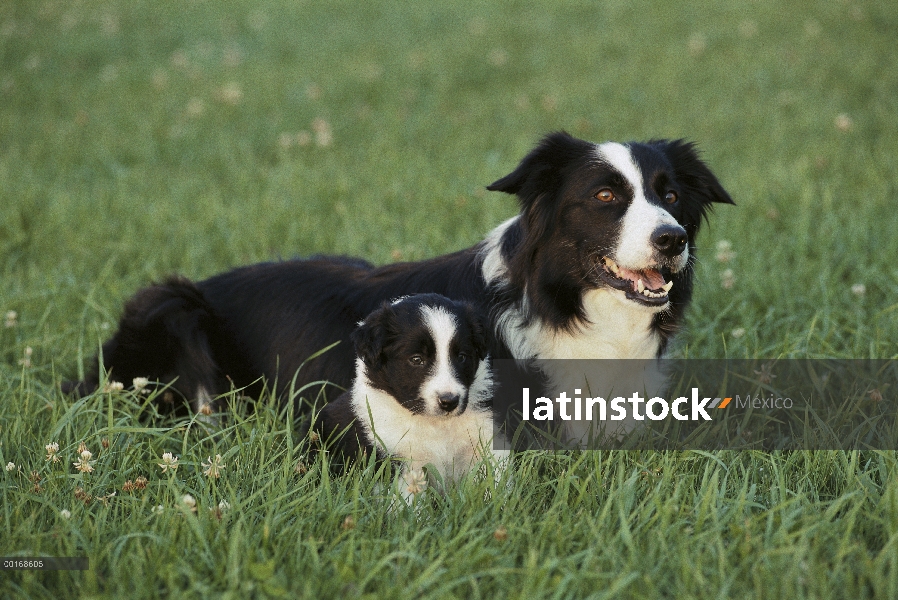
[664,191,677,204]
[595,189,615,203]
[409,355,426,367]
[457,352,468,363]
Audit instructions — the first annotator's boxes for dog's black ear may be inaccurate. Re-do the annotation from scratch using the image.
[350,304,396,367]
[462,304,490,361]
[486,131,593,204]
[659,139,734,207]
[487,132,595,258]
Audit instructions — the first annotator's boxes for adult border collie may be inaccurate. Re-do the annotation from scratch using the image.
[63,132,733,421]
[313,294,506,496]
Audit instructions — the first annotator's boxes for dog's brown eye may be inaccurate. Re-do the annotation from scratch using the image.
[457,352,468,363]
[596,189,615,202]
[665,191,677,204]
[409,355,425,367]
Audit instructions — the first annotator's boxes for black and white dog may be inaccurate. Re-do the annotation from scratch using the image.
[64,132,732,436]
[312,294,506,496]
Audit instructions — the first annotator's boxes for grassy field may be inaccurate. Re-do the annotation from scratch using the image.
[2,0,897,597]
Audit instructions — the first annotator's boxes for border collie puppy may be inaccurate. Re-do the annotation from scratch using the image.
[313,294,506,498]
[64,132,732,438]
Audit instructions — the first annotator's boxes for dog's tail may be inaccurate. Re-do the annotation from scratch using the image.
[62,277,227,413]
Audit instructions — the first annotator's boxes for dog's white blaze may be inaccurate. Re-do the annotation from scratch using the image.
[419,305,466,411]
[595,142,687,270]
[351,357,502,486]
[596,142,643,191]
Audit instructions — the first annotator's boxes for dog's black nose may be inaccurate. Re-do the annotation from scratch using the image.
[650,225,688,257]
[437,393,460,412]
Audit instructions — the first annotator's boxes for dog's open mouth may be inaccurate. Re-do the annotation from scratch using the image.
[597,256,673,306]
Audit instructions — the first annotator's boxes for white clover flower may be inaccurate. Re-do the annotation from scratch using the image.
[721,269,736,290]
[157,452,179,473]
[210,499,231,518]
[835,114,853,132]
[45,441,60,463]
[217,82,242,105]
[4,310,17,328]
[851,283,866,296]
[60,509,72,519]
[754,363,777,385]
[102,381,124,393]
[311,118,332,147]
[73,449,95,473]
[5,462,15,472]
[186,97,205,118]
[277,132,294,149]
[202,454,225,479]
[152,505,164,515]
[731,328,746,339]
[132,377,149,393]
[18,347,32,368]
[181,494,197,513]
[715,240,736,263]
[688,33,707,56]
[488,48,508,67]
[406,469,428,495]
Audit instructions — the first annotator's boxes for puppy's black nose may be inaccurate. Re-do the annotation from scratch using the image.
[437,393,460,412]
[650,225,688,257]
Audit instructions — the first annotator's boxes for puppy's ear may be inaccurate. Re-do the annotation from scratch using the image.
[350,304,396,367]
[659,139,734,207]
[462,304,490,361]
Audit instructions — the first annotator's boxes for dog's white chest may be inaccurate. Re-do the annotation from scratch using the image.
[352,386,495,480]
[498,288,666,442]
[499,288,661,362]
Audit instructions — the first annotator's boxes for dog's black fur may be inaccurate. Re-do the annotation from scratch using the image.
[63,132,732,411]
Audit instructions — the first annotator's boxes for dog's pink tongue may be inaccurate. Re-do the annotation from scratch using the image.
[618,267,666,291]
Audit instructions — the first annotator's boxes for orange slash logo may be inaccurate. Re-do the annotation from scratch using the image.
[710,397,732,409]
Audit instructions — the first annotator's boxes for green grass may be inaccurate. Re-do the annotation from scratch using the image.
[1,0,897,597]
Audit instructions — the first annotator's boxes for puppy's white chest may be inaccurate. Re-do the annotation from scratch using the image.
[352,386,494,481]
